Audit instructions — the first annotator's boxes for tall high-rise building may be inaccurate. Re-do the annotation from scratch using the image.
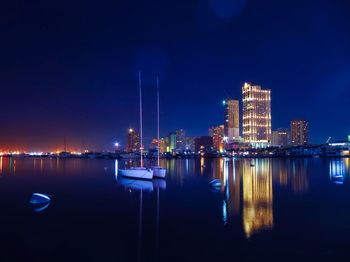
[126,128,140,152]
[223,99,240,141]
[209,125,224,152]
[168,132,176,152]
[290,120,309,146]
[176,129,186,152]
[242,83,272,148]
[272,128,289,147]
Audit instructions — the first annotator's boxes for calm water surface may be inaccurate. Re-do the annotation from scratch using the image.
[0,157,350,261]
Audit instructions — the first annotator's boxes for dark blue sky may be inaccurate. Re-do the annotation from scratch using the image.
[0,0,350,151]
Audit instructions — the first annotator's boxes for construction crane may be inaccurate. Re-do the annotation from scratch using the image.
[325,137,331,144]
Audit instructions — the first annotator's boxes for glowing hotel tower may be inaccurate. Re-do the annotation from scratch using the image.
[242,83,272,148]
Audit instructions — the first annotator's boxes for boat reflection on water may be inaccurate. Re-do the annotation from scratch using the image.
[330,160,346,185]
[115,160,166,261]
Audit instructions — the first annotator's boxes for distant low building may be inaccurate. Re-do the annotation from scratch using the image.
[185,137,195,152]
[159,138,167,153]
[194,136,213,152]
[126,128,140,152]
[150,138,158,149]
[209,125,224,152]
[272,128,289,147]
[176,129,186,152]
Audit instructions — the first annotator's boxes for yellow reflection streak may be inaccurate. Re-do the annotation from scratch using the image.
[243,159,273,238]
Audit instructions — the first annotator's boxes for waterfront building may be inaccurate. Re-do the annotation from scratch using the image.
[126,128,140,152]
[150,138,158,149]
[242,83,272,148]
[150,138,167,154]
[159,138,167,153]
[176,129,186,152]
[209,125,224,152]
[168,132,176,153]
[223,99,240,141]
[272,128,289,147]
[194,136,213,152]
[290,119,308,146]
[185,137,195,152]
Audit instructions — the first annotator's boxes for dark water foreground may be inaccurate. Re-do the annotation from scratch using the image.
[0,157,349,261]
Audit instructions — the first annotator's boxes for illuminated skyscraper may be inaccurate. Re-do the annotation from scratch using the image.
[223,99,240,141]
[242,83,272,148]
[290,119,309,146]
[126,128,140,152]
[209,125,224,152]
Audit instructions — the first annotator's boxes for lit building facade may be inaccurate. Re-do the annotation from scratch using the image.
[126,128,140,152]
[176,129,186,152]
[185,137,195,152]
[209,125,224,152]
[290,119,309,146]
[159,138,167,153]
[223,99,240,141]
[272,128,289,147]
[168,132,176,152]
[242,83,272,148]
[150,138,158,149]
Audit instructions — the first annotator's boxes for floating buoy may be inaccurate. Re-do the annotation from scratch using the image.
[30,193,51,213]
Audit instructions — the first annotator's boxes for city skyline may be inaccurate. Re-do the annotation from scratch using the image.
[1,0,350,151]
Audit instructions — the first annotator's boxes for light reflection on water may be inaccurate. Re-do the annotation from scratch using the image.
[0,156,349,260]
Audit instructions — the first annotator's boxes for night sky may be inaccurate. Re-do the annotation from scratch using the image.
[1,0,350,151]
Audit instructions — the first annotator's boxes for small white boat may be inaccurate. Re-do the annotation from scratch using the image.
[151,166,166,178]
[119,167,153,180]
[150,76,167,179]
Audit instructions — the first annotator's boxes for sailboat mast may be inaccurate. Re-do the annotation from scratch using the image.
[157,75,160,167]
[139,72,144,168]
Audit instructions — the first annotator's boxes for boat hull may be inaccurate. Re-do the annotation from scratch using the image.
[118,167,153,180]
[151,167,166,178]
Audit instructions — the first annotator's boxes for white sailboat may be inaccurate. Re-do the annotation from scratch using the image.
[118,72,153,180]
[150,76,166,178]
